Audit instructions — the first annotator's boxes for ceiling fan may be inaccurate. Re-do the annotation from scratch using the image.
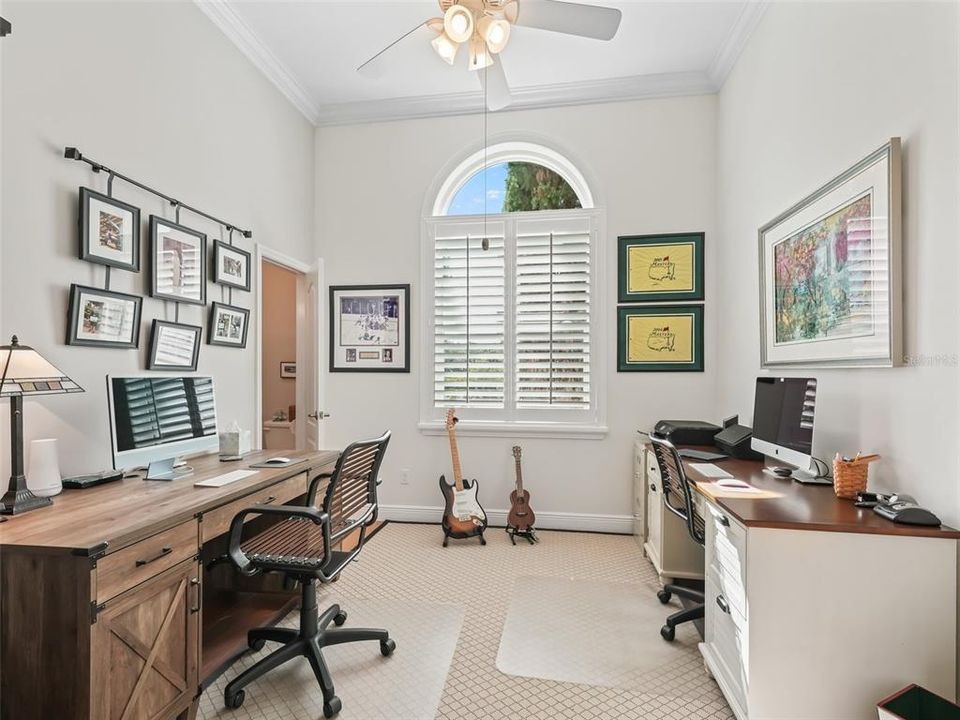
[357,0,622,111]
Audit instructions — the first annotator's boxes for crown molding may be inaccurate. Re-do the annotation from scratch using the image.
[707,0,769,88]
[194,0,321,124]
[314,71,716,127]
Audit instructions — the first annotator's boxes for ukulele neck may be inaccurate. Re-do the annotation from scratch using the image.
[514,455,523,495]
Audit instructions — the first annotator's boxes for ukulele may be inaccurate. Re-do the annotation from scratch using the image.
[438,409,487,546]
[506,446,538,544]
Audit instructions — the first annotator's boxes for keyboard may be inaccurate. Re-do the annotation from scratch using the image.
[195,469,258,488]
[688,463,733,479]
[679,448,728,461]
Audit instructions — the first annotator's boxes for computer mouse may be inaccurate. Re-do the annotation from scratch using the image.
[772,466,793,477]
[264,457,291,465]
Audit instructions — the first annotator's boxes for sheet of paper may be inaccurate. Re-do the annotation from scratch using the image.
[689,462,733,479]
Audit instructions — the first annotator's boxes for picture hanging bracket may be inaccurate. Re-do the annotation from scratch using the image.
[0,17,12,37]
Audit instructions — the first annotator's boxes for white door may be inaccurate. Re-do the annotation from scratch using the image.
[301,259,326,450]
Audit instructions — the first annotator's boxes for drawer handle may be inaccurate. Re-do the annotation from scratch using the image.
[716,594,731,614]
[717,514,730,527]
[190,577,201,614]
[650,484,657,492]
[135,546,172,567]
[263,495,277,505]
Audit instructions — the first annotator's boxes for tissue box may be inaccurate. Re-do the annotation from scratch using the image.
[219,429,252,457]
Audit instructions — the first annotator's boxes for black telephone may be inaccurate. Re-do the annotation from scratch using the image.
[871,494,941,527]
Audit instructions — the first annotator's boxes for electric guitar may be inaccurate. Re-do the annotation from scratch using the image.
[506,445,536,533]
[438,409,487,546]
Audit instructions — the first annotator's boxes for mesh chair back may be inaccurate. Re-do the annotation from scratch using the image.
[322,431,390,537]
[648,433,705,546]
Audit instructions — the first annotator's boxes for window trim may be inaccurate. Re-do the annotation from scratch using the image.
[419,207,607,440]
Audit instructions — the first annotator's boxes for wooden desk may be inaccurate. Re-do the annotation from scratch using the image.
[671,451,958,720]
[0,449,339,720]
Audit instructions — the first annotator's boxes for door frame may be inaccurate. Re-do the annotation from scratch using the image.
[254,245,312,451]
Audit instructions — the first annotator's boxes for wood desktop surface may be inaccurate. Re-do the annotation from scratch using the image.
[0,449,340,554]
[678,448,960,539]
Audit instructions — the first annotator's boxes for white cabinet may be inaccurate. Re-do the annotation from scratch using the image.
[699,497,957,720]
[639,444,704,581]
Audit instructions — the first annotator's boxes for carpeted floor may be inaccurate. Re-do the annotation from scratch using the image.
[200,522,734,720]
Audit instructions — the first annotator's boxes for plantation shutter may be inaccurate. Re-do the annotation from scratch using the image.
[515,215,591,408]
[432,220,506,408]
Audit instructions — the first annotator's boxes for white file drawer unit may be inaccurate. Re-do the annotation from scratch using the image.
[699,497,957,720]
[641,445,704,581]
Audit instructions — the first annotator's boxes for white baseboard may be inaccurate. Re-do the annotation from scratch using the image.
[379,504,633,535]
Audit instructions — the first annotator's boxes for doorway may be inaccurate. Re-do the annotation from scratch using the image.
[260,260,301,451]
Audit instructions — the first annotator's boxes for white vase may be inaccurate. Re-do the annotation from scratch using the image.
[28,438,62,497]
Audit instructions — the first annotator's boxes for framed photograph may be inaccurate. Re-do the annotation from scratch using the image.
[760,138,902,368]
[79,187,141,271]
[66,284,142,349]
[618,232,704,303]
[212,240,251,292]
[208,302,249,348]
[330,284,410,372]
[147,320,201,371]
[617,304,703,372]
[280,361,296,378]
[149,216,207,305]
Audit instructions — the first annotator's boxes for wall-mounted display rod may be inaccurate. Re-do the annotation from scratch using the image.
[63,146,253,238]
[1,17,11,36]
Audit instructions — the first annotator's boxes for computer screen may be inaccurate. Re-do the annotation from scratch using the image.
[108,375,218,468]
[752,377,817,460]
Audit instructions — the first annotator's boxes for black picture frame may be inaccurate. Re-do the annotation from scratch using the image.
[280,361,296,378]
[147,319,201,371]
[79,187,141,272]
[212,240,252,292]
[149,215,207,306]
[208,302,250,348]
[66,283,142,349]
[329,284,410,373]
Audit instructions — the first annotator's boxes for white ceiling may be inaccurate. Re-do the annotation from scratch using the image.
[196,0,767,126]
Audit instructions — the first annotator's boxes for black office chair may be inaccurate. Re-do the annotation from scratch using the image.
[223,432,394,719]
[647,432,706,642]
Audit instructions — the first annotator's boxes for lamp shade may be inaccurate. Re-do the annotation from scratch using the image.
[0,336,83,397]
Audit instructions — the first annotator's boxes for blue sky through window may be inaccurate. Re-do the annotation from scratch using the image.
[447,162,509,216]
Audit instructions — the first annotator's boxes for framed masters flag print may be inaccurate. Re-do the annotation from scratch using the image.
[617,304,703,372]
[618,232,704,303]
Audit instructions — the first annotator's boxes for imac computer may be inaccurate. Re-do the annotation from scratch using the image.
[107,375,218,479]
[750,376,826,483]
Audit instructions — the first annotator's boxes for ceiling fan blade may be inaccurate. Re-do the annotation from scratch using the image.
[357,22,434,79]
[514,0,622,41]
[479,56,512,111]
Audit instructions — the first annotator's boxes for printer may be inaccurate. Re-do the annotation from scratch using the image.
[653,420,721,446]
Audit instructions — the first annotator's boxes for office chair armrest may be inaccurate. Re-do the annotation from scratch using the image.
[227,504,330,575]
[306,472,334,507]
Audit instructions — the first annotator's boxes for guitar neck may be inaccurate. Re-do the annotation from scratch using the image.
[448,425,464,491]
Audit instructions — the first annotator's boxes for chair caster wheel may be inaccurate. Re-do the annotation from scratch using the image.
[657,589,672,604]
[333,611,347,627]
[248,637,266,652]
[380,638,396,657]
[224,689,245,709]
[323,696,342,718]
[660,624,675,642]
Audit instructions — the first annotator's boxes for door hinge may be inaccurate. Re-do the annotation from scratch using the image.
[90,600,105,624]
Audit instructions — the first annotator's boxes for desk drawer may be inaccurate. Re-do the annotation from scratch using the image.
[97,519,199,603]
[706,503,746,578]
[201,472,308,543]
[705,570,748,710]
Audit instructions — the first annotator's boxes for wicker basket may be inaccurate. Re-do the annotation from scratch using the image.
[833,453,880,499]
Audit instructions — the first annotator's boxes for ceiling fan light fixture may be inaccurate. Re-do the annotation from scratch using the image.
[431,31,460,65]
[443,4,474,44]
[478,15,511,53]
[468,34,493,71]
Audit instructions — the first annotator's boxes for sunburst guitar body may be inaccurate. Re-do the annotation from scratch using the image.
[439,409,487,546]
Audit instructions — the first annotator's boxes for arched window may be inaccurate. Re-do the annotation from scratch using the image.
[422,142,606,437]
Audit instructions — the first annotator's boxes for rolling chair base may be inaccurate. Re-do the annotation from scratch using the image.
[224,580,395,718]
[658,583,705,642]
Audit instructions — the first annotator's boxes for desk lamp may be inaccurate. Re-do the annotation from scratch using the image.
[0,336,83,515]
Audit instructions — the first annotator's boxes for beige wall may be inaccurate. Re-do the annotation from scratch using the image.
[261,261,298,434]
[0,1,315,481]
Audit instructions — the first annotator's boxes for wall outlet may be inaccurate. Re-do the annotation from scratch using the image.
[400,468,410,485]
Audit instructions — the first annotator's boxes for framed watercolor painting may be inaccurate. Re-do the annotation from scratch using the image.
[147,320,201,371]
[66,284,142,349]
[617,305,703,372]
[759,138,902,368]
[149,216,207,306]
[329,284,410,372]
[618,232,704,303]
[79,188,141,272]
